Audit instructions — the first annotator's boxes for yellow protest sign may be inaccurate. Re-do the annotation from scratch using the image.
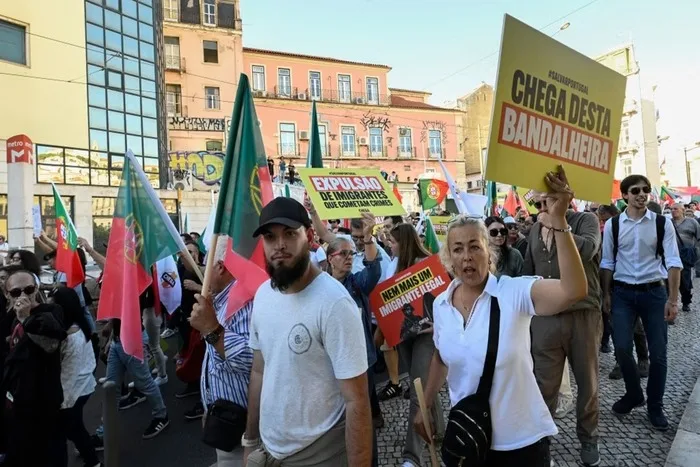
[428,216,451,242]
[485,15,626,204]
[299,168,406,220]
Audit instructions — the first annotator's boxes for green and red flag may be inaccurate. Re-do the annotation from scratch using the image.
[392,178,403,204]
[97,151,187,360]
[486,181,499,216]
[306,101,324,169]
[419,178,449,210]
[423,216,440,254]
[660,186,676,204]
[51,183,85,288]
[213,73,274,319]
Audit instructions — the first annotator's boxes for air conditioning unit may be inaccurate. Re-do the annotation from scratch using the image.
[253,90,265,98]
[167,168,193,191]
[399,128,409,136]
[354,96,365,105]
[358,137,368,146]
[297,93,307,100]
[299,130,309,140]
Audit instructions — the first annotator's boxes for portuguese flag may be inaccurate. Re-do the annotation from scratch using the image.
[51,183,85,288]
[419,178,449,210]
[213,73,274,319]
[306,101,324,169]
[392,178,403,204]
[97,151,187,360]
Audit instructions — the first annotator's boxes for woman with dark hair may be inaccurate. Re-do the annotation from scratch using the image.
[48,287,99,467]
[7,249,41,276]
[484,216,524,278]
[387,223,445,467]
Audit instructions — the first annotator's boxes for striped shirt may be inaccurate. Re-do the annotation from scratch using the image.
[200,281,253,408]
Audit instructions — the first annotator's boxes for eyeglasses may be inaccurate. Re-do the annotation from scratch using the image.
[629,186,651,195]
[489,228,508,237]
[331,250,356,258]
[8,285,36,298]
[506,224,519,230]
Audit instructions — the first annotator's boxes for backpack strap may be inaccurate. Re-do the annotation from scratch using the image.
[476,297,500,396]
[611,214,620,263]
[654,213,666,268]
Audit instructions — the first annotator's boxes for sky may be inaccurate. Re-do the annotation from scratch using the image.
[241,0,700,177]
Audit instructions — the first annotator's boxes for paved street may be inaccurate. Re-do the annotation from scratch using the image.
[73,279,700,467]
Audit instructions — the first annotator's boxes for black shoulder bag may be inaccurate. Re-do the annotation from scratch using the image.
[201,356,248,452]
[441,297,501,467]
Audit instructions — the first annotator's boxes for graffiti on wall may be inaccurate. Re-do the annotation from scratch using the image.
[168,151,225,187]
[420,120,448,144]
[359,112,392,132]
[168,117,231,132]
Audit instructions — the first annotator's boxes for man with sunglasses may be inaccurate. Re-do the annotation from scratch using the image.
[600,174,681,432]
[524,190,603,466]
[504,216,528,257]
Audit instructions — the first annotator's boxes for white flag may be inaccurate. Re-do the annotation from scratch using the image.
[155,256,182,314]
[200,206,217,261]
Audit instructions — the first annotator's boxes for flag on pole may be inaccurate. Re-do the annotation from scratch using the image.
[97,151,188,360]
[307,101,324,168]
[392,178,403,204]
[419,179,450,210]
[486,181,499,216]
[423,216,440,254]
[155,255,182,314]
[213,74,274,319]
[51,183,85,288]
[199,206,216,257]
[183,213,190,234]
[502,186,522,217]
[660,186,676,204]
[437,156,468,214]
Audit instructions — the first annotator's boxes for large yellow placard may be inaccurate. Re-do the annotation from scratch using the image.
[298,168,406,220]
[485,15,626,203]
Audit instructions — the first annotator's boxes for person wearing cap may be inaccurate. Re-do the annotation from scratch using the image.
[523,192,603,466]
[504,215,528,258]
[243,197,371,467]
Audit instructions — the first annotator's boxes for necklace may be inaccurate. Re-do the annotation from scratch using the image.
[457,285,477,329]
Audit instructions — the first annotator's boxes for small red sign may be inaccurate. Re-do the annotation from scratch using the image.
[6,135,33,164]
[369,254,450,347]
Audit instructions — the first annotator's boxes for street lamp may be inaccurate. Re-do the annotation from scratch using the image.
[552,22,571,37]
[683,141,700,187]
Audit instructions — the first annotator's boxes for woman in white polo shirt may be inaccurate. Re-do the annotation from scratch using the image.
[415,167,588,465]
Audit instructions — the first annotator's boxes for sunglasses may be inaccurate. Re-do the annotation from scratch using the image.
[506,224,519,230]
[489,228,508,237]
[628,186,651,195]
[533,200,545,210]
[331,250,356,258]
[8,285,36,298]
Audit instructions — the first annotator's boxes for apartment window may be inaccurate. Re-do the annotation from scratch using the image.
[205,86,220,110]
[318,124,328,156]
[309,71,321,100]
[366,77,379,104]
[399,128,412,156]
[622,158,632,176]
[429,130,442,157]
[369,128,383,156]
[0,19,27,65]
[279,123,296,156]
[164,36,180,69]
[341,126,356,156]
[166,84,181,116]
[163,0,179,21]
[206,140,223,151]
[203,0,216,25]
[620,120,630,148]
[203,40,218,63]
[467,181,473,189]
[338,74,351,103]
[252,65,265,91]
[278,68,291,97]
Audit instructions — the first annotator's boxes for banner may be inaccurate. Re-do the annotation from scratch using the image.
[298,168,405,220]
[369,254,450,347]
[428,216,451,242]
[485,15,626,204]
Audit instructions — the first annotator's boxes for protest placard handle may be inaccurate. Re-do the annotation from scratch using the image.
[200,233,219,298]
[414,377,439,467]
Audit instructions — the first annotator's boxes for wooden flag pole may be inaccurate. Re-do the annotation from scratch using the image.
[179,247,204,283]
[414,378,439,467]
[200,233,220,298]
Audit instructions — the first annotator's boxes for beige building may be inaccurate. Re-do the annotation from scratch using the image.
[457,83,493,193]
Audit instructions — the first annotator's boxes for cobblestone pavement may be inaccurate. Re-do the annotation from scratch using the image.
[375,280,700,467]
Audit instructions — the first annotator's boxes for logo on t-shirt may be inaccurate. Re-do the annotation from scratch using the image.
[287,323,312,354]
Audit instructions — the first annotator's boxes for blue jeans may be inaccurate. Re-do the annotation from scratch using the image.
[680,266,693,306]
[611,285,668,410]
[107,339,167,419]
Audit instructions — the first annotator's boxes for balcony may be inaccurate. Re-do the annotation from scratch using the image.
[396,146,417,159]
[428,148,447,159]
[165,56,186,72]
[266,86,389,106]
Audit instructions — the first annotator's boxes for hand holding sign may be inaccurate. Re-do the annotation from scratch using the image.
[544,165,574,219]
[360,212,376,241]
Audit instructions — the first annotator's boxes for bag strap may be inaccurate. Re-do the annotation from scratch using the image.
[476,297,501,396]
[611,214,620,263]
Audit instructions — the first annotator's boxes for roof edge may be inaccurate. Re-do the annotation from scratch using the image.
[242,47,392,70]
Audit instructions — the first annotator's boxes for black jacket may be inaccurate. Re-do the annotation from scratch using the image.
[1,304,66,466]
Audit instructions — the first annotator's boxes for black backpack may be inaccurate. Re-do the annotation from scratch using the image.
[611,213,666,267]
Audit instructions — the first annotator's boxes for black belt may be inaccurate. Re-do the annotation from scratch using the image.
[613,280,666,291]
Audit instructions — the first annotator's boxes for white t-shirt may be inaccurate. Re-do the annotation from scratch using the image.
[432,274,557,451]
[309,247,327,268]
[249,272,368,459]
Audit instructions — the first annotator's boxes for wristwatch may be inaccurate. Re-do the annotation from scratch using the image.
[204,324,224,345]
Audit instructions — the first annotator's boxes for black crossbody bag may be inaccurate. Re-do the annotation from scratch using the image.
[441,297,501,467]
[201,356,248,452]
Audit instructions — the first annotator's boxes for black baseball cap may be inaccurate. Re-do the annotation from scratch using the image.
[253,197,311,237]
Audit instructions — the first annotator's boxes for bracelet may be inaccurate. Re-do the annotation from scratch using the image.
[550,225,572,233]
[241,434,261,448]
[667,301,678,307]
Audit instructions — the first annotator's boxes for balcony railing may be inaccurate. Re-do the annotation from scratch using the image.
[268,86,389,106]
[396,146,417,159]
[428,148,447,159]
[165,56,186,72]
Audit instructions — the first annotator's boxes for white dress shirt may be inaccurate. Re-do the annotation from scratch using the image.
[337,234,393,281]
[433,274,557,450]
[600,209,682,284]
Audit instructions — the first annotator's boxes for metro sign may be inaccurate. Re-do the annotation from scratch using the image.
[6,134,33,164]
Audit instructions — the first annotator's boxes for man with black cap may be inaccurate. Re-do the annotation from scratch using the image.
[242,197,371,467]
